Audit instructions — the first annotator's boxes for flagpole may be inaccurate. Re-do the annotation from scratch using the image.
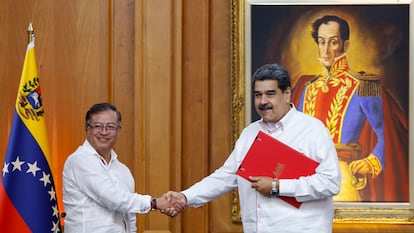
[28,22,34,43]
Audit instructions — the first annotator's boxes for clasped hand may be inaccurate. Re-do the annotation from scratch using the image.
[155,191,187,217]
[156,177,272,217]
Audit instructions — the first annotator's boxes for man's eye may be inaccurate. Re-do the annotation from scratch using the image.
[106,125,117,130]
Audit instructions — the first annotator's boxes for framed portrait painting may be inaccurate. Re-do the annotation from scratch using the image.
[230,0,414,223]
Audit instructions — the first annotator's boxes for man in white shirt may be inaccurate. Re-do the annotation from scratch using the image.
[164,64,341,233]
[63,103,175,233]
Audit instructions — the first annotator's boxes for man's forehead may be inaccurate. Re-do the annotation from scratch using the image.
[318,22,340,35]
[254,88,276,93]
[254,80,279,92]
[317,35,340,41]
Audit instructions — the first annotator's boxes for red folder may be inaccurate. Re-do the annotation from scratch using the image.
[236,131,319,208]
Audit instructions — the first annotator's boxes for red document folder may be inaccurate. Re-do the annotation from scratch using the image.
[236,131,319,208]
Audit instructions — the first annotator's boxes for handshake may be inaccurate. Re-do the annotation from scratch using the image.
[153,191,187,217]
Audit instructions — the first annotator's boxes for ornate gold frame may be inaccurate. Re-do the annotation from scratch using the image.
[230,0,414,224]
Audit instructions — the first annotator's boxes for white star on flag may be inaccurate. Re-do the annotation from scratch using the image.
[52,205,59,218]
[26,161,41,176]
[48,187,57,201]
[11,156,25,171]
[2,162,9,176]
[39,171,51,187]
[51,220,61,233]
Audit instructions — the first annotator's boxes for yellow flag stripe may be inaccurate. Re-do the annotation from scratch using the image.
[15,41,51,162]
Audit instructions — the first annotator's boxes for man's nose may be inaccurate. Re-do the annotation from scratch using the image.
[321,44,329,54]
[101,127,110,134]
[259,95,269,104]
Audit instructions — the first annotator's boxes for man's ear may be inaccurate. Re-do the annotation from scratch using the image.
[344,40,350,52]
[284,87,292,95]
[285,87,292,102]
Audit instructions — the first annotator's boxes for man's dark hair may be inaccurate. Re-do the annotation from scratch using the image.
[311,15,350,43]
[85,103,122,127]
[252,63,291,92]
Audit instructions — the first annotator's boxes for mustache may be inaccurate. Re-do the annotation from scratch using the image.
[258,104,272,110]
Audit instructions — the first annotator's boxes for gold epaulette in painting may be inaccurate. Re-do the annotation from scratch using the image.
[350,71,382,97]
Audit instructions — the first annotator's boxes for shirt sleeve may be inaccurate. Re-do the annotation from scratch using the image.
[63,148,152,214]
[279,120,342,202]
[182,148,241,207]
[125,213,137,233]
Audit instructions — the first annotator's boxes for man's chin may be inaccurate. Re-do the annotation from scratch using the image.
[262,117,276,123]
[321,61,333,67]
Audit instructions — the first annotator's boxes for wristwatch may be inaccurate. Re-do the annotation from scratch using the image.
[150,197,157,211]
[270,178,279,196]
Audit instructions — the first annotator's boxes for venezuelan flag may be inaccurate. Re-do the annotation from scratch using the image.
[0,32,62,232]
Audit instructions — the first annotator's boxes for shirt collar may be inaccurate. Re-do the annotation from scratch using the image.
[83,139,118,165]
[259,103,296,134]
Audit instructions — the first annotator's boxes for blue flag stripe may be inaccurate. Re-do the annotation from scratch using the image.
[3,110,60,232]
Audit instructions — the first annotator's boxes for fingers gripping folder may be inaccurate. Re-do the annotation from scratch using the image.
[237,131,319,208]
